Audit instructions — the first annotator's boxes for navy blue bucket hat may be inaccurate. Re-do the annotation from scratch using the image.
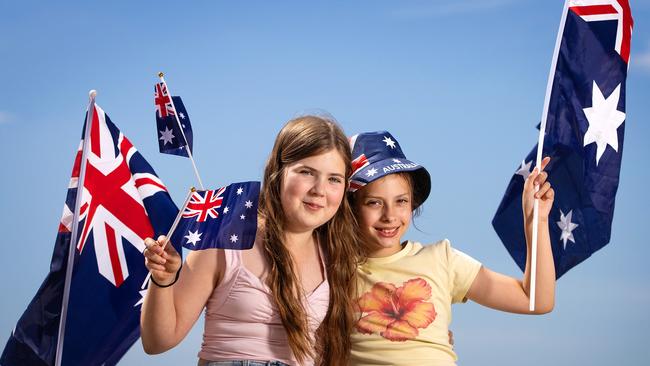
[348,131,431,209]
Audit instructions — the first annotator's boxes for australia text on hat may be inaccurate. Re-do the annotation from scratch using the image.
[382,161,418,173]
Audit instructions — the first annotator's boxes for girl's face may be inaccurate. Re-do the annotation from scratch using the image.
[280,149,347,234]
[355,174,413,257]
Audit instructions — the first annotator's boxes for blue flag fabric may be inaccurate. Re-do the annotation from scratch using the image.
[492,1,633,279]
[171,182,260,250]
[155,82,193,157]
[1,104,179,365]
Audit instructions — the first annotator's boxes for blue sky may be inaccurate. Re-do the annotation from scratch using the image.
[1,1,649,365]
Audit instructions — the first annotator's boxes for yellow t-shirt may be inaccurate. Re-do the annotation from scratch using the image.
[350,240,482,366]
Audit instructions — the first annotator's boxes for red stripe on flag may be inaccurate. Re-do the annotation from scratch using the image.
[570,5,617,16]
[120,136,134,155]
[105,223,125,287]
[349,181,364,191]
[58,223,70,233]
[135,177,167,191]
[90,107,101,157]
[71,150,82,179]
[79,202,88,216]
[351,154,368,175]
[617,0,633,64]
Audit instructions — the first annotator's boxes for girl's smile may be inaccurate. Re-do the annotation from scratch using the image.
[355,174,413,257]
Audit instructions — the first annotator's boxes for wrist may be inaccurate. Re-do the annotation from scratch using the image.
[150,263,182,288]
[524,215,549,225]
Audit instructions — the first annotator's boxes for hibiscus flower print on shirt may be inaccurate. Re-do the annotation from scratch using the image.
[356,278,437,341]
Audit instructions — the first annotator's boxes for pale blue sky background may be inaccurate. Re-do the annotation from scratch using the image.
[1,1,649,365]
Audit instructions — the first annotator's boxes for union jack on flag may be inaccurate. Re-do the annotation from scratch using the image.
[183,187,226,222]
[75,104,173,286]
[349,153,369,192]
[171,182,261,251]
[493,0,633,278]
[351,153,369,176]
[154,82,174,118]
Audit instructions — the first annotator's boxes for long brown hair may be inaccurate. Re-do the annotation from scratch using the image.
[259,115,361,365]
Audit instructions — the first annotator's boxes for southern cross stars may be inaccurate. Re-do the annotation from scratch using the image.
[245,200,253,209]
[557,209,579,250]
[366,168,378,177]
[383,136,396,149]
[516,160,532,181]
[134,289,147,307]
[236,187,244,195]
[230,234,238,243]
[159,127,175,145]
[582,81,625,165]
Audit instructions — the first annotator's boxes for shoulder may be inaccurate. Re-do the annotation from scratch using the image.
[185,248,229,288]
[410,238,452,255]
[410,239,479,267]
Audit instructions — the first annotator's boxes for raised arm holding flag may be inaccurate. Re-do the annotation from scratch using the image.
[493,0,634,309]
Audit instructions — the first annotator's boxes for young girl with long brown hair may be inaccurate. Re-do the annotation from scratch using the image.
[140,116,361,366]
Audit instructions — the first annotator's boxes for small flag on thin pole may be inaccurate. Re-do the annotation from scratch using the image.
[155,72,204,190]
[171,181,260,250]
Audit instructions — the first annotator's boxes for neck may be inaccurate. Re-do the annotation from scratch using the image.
[283,229,316,250]
[369,241,405,258]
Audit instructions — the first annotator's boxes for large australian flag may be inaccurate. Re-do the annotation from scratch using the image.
[0,103,179,365]
[155,82,193,157]
[493,0,633,279]
[171,182,260,251]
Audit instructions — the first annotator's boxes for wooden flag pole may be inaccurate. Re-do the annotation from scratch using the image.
[530,0,570,312]
[142,188,195,289]
[55,90,97,366]
[161,187,195,250]
[158,72,205,190]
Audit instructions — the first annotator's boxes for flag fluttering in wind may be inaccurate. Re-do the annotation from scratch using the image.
[155,73,204,190]
[493,0,633,279]
[1,99,179,366]
[155,82,194,157]
[171,181,260,251]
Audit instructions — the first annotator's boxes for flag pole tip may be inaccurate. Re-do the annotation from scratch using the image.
[191,187,197,192]
[158,72,164,78]
[88,90,97,100]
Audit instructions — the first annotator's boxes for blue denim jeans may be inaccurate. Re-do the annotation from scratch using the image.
[199,361,290,366]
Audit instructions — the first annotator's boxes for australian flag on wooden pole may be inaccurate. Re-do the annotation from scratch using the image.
[155,73,205,191]
[0,95,179,365]
[493,0,633,279]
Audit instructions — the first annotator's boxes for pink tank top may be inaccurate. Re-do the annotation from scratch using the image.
[198,248,329,366]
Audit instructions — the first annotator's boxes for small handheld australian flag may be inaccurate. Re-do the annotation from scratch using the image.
[154,82,193,157]
[171,181,261,250]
